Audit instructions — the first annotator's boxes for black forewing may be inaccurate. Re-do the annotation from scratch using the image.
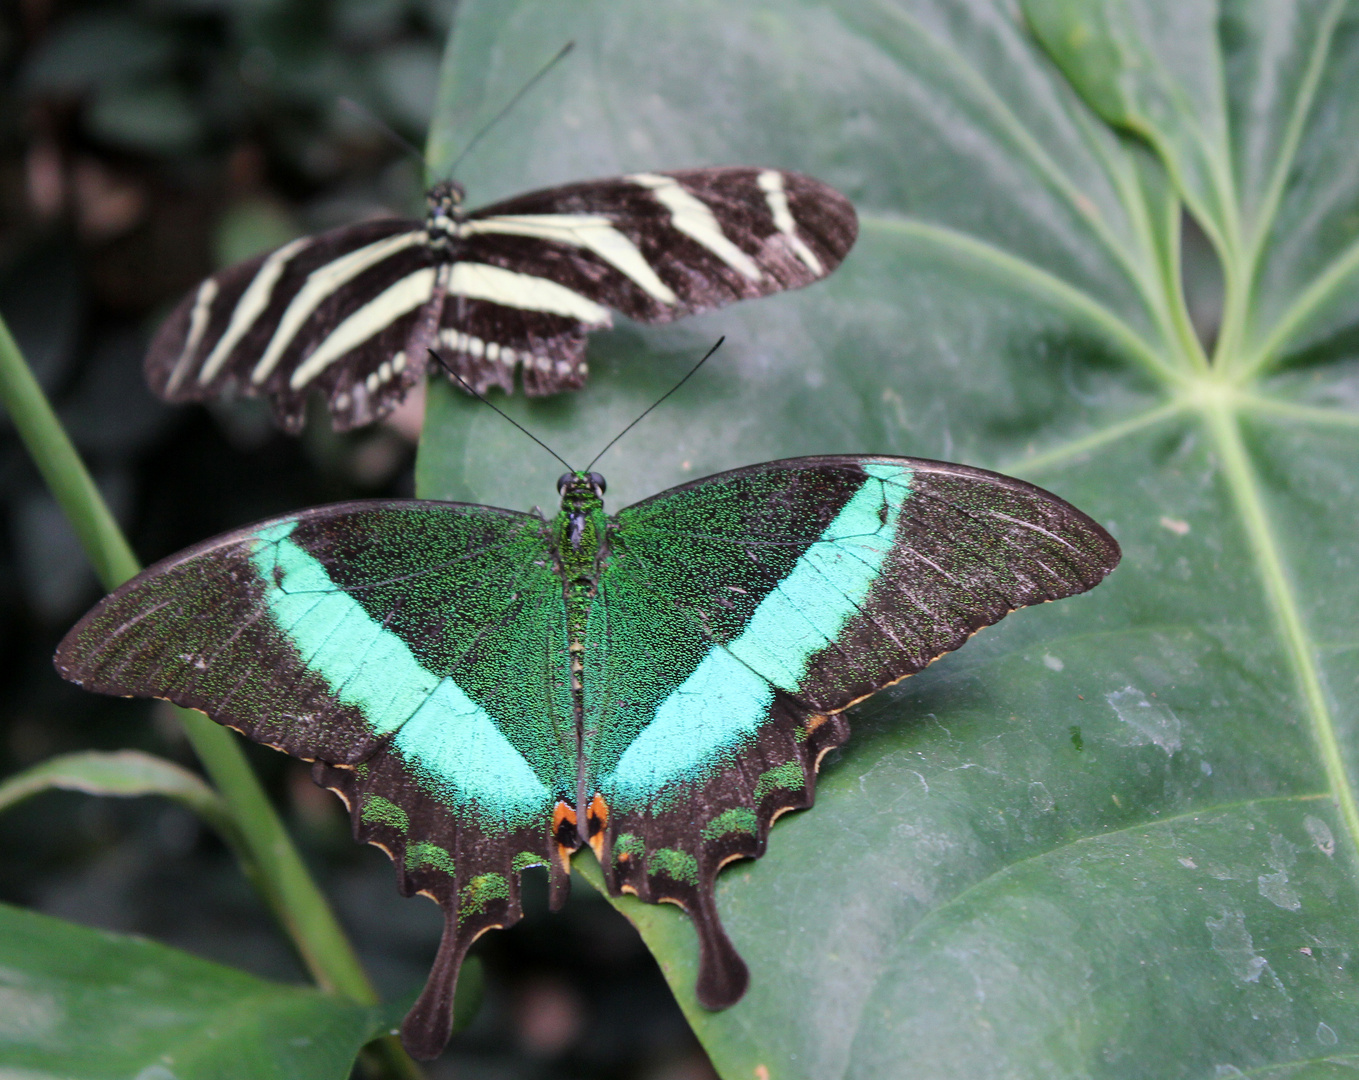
[433,167,858,397]
[145,219,434,433]
[461,167,858,322]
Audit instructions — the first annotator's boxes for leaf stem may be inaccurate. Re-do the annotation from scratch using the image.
[0,315,423,1080]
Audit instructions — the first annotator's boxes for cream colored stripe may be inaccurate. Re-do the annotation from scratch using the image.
[251,230,427,385]
[462,215,678,305]
[447,262,611,323]
[758,170,823,275]
[166,277,219,392]
[289,267,436,389]
[628,172,761,281]
[197,237,311,384]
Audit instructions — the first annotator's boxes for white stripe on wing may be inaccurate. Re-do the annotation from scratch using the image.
[251,230,427,385]
[463,215,678,305]
[628,173,761,281]
[290,267,437,389]
[197,237,312,384]
[446,262,611,323]
[166,277,219,392]
[758,170,823,275]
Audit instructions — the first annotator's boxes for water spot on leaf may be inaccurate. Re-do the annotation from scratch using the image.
[1179,857,1197,869]
[1205,910,1267,983]
[1105,686,1181,754]
[1267,832,1298,871]
[1043,653,1064,671]
[1029,781,1055,812]
[1257,871,1301,912]
[1305,815,1335,856]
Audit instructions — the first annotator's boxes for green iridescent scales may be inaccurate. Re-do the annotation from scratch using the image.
[55,455,1120,1059]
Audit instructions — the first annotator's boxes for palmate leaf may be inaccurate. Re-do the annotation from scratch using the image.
[414,1,1359,1075]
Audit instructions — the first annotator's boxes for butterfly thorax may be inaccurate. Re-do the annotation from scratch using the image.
[424,179,467,254]
[552,472,609,582]
[552,472,609,704]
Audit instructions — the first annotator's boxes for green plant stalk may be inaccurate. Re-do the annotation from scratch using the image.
[0,315,423,1080]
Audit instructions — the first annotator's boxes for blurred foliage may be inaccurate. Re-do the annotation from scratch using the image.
[0,1,714,1076]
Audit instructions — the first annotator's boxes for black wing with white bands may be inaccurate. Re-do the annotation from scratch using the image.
[146,167,858,432]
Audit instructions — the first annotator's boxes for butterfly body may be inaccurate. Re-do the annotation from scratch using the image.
[56,455,1119,1058]
[148,168,858,432]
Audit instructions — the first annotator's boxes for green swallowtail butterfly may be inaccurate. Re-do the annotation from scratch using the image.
[55,455,1119,1058]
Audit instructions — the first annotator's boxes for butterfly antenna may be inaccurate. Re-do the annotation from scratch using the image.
[427,349,574,473]
[337,97,429,181]
[584,337,725,473]
[446,41,575,177]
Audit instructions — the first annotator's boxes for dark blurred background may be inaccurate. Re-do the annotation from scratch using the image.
[0,2,714,1076]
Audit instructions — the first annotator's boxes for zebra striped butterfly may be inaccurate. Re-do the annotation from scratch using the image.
[148,168,858,432]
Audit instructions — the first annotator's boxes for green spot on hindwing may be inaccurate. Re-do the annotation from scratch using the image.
[614,833,645,862]
[755,760,805,800]
[512,851,545,873]
[361,795,410,833]
[650,847,699,886]
[460,873,510,915]
[701,807,758,842]
[405,841,455,874]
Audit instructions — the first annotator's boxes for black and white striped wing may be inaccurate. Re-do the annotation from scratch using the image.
[147,218,437,434]
[147,167,857,431]
[440,168,856,396]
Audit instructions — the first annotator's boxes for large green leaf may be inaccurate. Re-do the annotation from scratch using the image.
[0,902,389,1079]
[416,2,1359,1075]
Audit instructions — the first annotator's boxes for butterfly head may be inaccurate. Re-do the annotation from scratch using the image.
[556,472,607,556]
[557,471,607,501]
[425,179,466,248]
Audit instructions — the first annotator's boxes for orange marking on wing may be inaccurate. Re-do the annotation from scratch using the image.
[586,792,610,856]
[552,801,578,873]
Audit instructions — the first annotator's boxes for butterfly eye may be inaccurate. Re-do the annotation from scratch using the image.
[587,472,607,494]
[556,473,574,495]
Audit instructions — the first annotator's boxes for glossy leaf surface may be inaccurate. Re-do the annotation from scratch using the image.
[412,1,1359,1076]
[0,902,389,1079]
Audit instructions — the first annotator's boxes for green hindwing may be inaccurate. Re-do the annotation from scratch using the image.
[56,456,1118,1059]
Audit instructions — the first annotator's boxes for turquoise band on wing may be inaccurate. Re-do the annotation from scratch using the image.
[602,461,913,807]
[251,520,551,831]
